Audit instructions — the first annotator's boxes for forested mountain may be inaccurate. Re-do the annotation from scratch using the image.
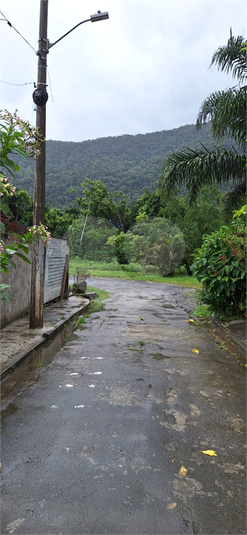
[13,122,234,209]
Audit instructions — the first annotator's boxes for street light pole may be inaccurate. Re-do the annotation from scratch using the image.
[29,0,49,329]
[33,0,49,226]
[29,3,109,329]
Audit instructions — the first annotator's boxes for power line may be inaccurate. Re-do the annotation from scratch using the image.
[0,10,36,54]
[0,80,35,86]
[47,68,54,103]
[0,10,54,100]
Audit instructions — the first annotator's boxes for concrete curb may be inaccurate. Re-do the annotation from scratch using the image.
[211,315,246,361]
[0,299,90,382]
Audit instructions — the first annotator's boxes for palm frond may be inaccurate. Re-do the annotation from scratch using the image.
[223,180,246,215]
[160,34,247,206]
[211,35,247,83]
[160,145,246,202]
[197,86,246,148]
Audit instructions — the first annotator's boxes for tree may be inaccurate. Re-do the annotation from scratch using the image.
[77,179,131,232]
[1,188,33,225]
[68,216,117,262]
[0,109,42,179]
[132,188,163,220]
[77,179,115,221]
[45,206,78,237]
[160,34,246,207]
[162,186,223,274]
[0,110,44,301]
[123,217,184,275]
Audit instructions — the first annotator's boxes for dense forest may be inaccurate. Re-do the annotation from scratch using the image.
[12,122,235,209]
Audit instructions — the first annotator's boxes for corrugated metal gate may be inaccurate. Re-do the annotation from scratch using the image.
[44,237,69,303]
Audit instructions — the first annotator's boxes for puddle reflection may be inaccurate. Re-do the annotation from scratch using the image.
[1,323,77,412]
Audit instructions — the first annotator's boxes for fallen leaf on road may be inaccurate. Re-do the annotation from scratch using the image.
[192,348,199,353]
[172,459,176,463]
[140,317,144,321]
[179,465,188,478]
[166,502,177,510]
[200,450,217,456]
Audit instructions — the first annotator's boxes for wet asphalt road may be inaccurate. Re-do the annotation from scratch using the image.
[1,278,246,535]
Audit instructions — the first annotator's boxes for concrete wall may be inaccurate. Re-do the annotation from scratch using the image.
[0,218,69,327]
[0,238,33,327]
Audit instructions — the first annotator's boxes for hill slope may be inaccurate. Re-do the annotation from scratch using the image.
[13,122,233,208]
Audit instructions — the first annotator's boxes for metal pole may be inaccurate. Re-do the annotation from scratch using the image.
[29,0,49,329]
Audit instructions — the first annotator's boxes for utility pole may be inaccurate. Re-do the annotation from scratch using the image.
[29,2,109,329]
[29,0,49,328]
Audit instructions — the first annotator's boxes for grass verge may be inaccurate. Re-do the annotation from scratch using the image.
[193,304,211,319]
[70,259,201,289]
[75,285,110,327]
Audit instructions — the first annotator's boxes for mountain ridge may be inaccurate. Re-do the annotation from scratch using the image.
[13,122,234,209]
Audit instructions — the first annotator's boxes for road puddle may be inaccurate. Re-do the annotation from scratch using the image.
[1,323,77,416]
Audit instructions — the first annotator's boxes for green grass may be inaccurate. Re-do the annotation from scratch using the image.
[75,316,86,326]
[193,304,211,319]
[75,285,110,327]
[87,286,110,302]
[70,259,201,289]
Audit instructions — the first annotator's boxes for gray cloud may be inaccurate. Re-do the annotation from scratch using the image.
[0,0,246,141]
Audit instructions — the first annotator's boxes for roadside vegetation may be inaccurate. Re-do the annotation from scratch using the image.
[0,110,47,301]
[75,286,110,327]
[69,259,201,288]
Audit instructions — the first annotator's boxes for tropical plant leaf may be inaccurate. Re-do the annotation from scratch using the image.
[159,33,246,206]
[197,87,246,149]
[210,34,247,83]
[15,253,31,264]
[160,146,245,203]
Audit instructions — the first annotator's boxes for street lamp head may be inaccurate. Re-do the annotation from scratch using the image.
[90,11,109,22]
[48,11,109,50]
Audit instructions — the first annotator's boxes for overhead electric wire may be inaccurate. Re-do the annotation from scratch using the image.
[47,68,54,103]
[0,10,36,54]
[0,80,34,86]
[0,10,54,103]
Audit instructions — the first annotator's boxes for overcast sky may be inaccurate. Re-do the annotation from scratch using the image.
[0,0,246,142]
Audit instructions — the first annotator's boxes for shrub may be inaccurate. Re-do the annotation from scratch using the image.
[191,206,246,319]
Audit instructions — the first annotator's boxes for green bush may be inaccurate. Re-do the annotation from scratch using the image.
[191,206,246,319]
[115,232,129,265]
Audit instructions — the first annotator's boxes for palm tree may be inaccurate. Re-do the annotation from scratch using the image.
[160,33,246,207]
